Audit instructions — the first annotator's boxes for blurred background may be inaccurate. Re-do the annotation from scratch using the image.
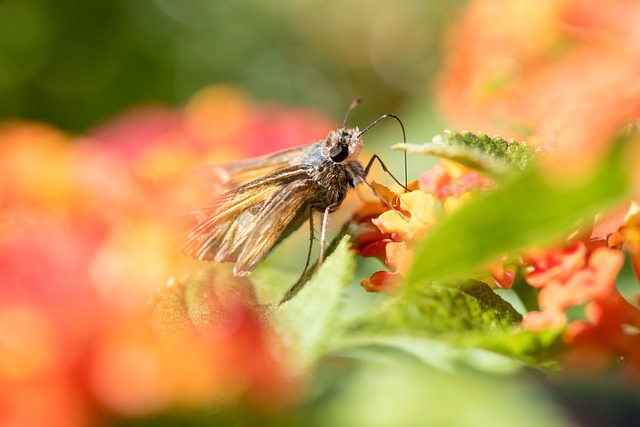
[3,1,640,426]
[0,0,462,132]
[0,0,469,297]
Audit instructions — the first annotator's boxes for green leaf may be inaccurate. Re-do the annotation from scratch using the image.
[406,140,631,285]
[250,266,298,305]
[465,327,564,369]
[337,335,524,374]
[279,220,351,304]
[394,130,540,180]
[341,280,563,370]
[350,280,521,337]
[319,361,574,427]
[272,236,355,373]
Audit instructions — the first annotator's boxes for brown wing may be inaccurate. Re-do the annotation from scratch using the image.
[176,165,315,275]
[197,145,310,191]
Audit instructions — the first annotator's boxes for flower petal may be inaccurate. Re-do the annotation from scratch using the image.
[360,271,403,293]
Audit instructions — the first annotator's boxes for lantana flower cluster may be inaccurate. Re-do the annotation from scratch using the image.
[353,0,640,378]
[353,160,640,377]
[522,205,640,376]
[353,161,492,292]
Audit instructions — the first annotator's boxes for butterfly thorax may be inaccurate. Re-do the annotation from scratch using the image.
[302,127,365,209]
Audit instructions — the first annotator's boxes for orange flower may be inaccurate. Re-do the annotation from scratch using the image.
[436,0,640,174]
[524,242,588,288]
[353,162,499,293]
[522,244,624,330]
[360,271,405,293]
[519,201,640,375]
[372,190,437,241]
[613,204,640,282]
[564,291,640,378]
[353,182,438,293]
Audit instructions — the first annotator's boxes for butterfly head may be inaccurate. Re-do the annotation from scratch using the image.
[326,127,363,164]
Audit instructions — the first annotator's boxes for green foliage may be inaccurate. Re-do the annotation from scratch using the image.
[395,130,540,180]
[351,280,522,336]
[0,1,460,130]
[337,280,563,372]
[406,140,630,284]
[314,361,574,427]
[272,236,356,373]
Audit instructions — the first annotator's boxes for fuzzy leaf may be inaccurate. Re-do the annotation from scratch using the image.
[463,327,564,368]
[406,141,630,285]
[272,236,355,372]
[342,280,562,369]
[394,130,540,180]
[350,280,521,336]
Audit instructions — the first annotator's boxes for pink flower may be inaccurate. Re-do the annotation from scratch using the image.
[419,162,493,201]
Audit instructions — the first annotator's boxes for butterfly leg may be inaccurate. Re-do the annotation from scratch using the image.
[280,207,317,305]
[299,209,315,281]
[280,205,347,305]
[316,202,339,270]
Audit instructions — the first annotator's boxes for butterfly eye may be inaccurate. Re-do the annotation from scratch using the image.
[329,143,349,163]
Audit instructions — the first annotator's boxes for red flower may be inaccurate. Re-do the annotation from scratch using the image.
[522,243,624,330]
[488,259,517,289]
[564,291,640,378]
[524,242,588,289]
[361,271,405,293]
[520,235,640,377]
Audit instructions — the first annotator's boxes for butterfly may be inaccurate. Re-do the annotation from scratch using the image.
[176,100,406,280]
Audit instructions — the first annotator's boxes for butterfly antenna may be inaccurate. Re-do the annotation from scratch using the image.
[359,114,408,191]
[342,97,363,127]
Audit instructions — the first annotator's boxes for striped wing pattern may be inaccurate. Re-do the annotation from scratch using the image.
[176,163,315,275]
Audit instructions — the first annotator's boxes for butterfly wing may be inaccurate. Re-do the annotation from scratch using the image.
[177,164,315,275]
[199,145,310,190]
